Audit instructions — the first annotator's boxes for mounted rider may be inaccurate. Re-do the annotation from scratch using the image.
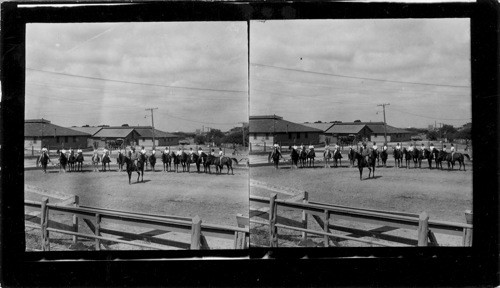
[271,143,282,159]
[382,143,388,152]
[395,143,401,151]
[324,144,330,157]
[372,142,378,151]
[450,143,455,158]
[429,143,435,153]
[218,147,224,162]
[130,146,140,167]
[360,142,369,164]
[408,143,414,152]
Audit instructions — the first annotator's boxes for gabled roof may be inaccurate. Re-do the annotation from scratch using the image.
[70,127,103,136]
[250,118,323,133]
[25,120,91,137]
[93,128,138,138]
[328,122,413,135]
[325,124,372,134]
[107,126,178,138]
[302,123,335,132]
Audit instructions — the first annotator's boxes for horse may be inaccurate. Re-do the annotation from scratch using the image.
[323,149,332,168]
[270,148,281,170]
[379,149,388,167]
[149,152,157,172]
[161,151,173,172]
[411,148,421,168]
[116,151,126,172]
[290,147,299,169]
[354,148,377,180]
[332,149,342,168]
[306,148,316,167]
[298,149,308,168]
[177,152,188,172]
[124,154,145,184]
[435,150,447,170]
[445,152,470,171]
[216,156,238,175]
[68,150,76,172]
[205,155,218,174]
[402,148,412,169]
[58,150,68,172]
[172,152,182,172]
[393,148,403,168]
[187,153,202,173]
[91,153,100,172]
[38,152,51,173]
[348,147,357,167]
[75,151,84,172]
[101,153,111,172]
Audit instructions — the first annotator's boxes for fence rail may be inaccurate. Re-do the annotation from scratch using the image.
[250,193,472,247]
[25,198,248,251]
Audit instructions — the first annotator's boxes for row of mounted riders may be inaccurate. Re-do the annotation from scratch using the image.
[268,146,470,179]
[37,150,239,182]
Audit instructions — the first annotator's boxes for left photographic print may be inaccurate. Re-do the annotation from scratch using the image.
[24,22,249,251]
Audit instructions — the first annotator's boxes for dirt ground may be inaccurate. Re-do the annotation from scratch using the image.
[24,164,249,250]
[250,161,472,247]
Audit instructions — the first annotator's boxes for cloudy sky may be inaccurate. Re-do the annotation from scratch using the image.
[250,19,471,129]
[26,22,248,133]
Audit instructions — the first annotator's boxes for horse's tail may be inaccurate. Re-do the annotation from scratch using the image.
[231,158,239,165]
[463,153,470,160]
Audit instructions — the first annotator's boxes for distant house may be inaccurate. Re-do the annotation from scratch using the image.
[25,119,90,150]
[91,128,141,148]
[70,126,104,148]
[249,115,323,147]
[128,126,179,147]
[301,123,336,145]
[324,123,373,144]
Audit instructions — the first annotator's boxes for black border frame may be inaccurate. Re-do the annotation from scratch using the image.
[1,1,498,286]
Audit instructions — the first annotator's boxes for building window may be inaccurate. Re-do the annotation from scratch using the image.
[64,136,68,143]
[73,136,76,143]
[265,133,269,140]
[288,133,292,139]
[305,133,308,139]
[143,138,146,142]
[34,137,37,144]
[297,133,300,139]
[374,134,377,137]
[56,136,60,143]
[253,133,257,140]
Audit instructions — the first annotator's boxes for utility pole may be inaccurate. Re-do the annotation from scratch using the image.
[238,122,246,148]
[377,103,390,144]
[273,114,276,145]
[145,108,158,149]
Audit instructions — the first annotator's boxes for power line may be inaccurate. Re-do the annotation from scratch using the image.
[27,67,247,94]
[251,63,470,89]
[390,107,471,121]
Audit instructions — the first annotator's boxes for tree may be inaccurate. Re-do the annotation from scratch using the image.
[121,124,129,127]
[194,135,206,145]
[426,130,438,141]
[206,129,225,143]
[354,120,361,123]
[439,124,458,141]
[314,120,322,123]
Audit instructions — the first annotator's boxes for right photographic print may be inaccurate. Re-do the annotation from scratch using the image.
[249,19,472,248]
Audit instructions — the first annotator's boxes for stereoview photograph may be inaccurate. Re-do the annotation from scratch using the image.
[248,19,473,248]
[24,22,249,251]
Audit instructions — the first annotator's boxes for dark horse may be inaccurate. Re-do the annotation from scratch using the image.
[102,153,111,172]
[434,149,445,169]
[421,148,433,169]
[176,152,188,172]
[306,148,316,168]
[161,151,173,172]
[117,151,126,172]
[411,148,421,168]
[348,147,357,167]
[149,152,157,172]
[354,148,377,180]
[75,152,84,172]
[58,150,68,172]
[270,147,282,170]
[68,151,76,172]
[125,153,145,184]
[379,149,388,167]
[187,153,202,173]
[445,152,470,171]
[332,149,342,168]
[290,147,299,169]
[216,156,239,175]
[393,148,403,168]
[402,148,412,169]
[38,152,51,173]
[298,149,308,168]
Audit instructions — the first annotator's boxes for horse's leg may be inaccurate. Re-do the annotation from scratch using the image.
[128,172,132,185]
[359,166,363,180]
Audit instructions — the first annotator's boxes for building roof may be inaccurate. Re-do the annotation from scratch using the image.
[93,128,138,138]
[70,126,103,136]
[250,118,323,133]
[328,122,413,135]
[301,123,335,132]
[25,120,91,137]
[325,124,373,134]
[249,115,283,120]
[106,126,178,138]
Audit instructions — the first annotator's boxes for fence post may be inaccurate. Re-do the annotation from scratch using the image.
[95,213,101,251]
[463,210,473,247]
[269,193,278,247]
[72,195,79,244]
[417,212,429,246]
[323,210,330,247]
[301,191,308,241]
[40,197,50,251]
[191,215,202,250]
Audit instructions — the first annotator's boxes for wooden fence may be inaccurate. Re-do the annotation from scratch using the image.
[25,197,249,251]
[250,193,473,247]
